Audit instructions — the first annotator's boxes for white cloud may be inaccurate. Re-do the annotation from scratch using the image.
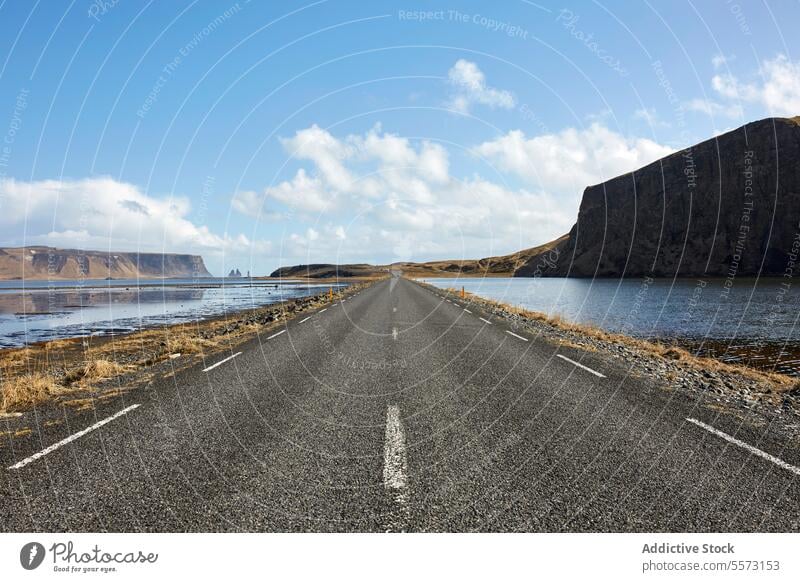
[707,54,800,117]
[229,109,681,265]
[473,123,674,190]
[0,177,267,258]
[446,59,516,114]
[280,125,355,191]
[248,122,674,265]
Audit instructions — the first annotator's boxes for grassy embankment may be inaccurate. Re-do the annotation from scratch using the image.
[434,284,797,400]
[0,278,380,414]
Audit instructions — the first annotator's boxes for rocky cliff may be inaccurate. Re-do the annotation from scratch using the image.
[523,116,800,277]
[0,247,212,279]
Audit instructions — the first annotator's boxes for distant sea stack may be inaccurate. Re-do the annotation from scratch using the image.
[0,247,212,280]
[521,116,800,278]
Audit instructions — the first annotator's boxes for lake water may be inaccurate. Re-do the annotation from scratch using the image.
[0,278,344,348]
[421,277,800,376]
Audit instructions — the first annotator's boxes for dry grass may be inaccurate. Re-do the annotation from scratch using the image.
[63,359,129,385]
[0,280,375,413]
[1,371,60,412]
[441,285,795,392]
[165,333,219,355]
[82,359,128,380]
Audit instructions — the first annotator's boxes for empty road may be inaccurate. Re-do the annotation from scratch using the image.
[2,276,798,531]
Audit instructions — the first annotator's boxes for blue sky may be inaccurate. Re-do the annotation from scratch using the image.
[0,0,799,276]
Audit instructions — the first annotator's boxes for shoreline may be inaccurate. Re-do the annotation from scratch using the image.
[0,278,380,415]
[413,279,800,434]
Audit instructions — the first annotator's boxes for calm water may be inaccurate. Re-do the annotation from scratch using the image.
[0,278,344,348]
[422,277,800,375]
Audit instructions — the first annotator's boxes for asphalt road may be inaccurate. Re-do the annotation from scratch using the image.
[1,275,798,532]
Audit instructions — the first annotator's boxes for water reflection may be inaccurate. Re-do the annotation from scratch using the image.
[0,278,342,347]
[423,277,800,376]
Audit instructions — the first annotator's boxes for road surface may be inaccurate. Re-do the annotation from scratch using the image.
[1,276,798,531]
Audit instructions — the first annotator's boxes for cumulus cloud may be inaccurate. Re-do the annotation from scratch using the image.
[239,121,674,266]
[704,54,800,117]
[473,123,674,191]
[0,177,267,257]
[446,59,516,114]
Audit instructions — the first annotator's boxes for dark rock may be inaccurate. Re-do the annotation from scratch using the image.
[521,116,800,277]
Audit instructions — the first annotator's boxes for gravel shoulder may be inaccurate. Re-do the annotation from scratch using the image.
[415,280,800,444]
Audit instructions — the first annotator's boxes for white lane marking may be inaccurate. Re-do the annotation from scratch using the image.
[384,405,409,490]
[556,354,606,378]
[267,329,287,340]
[686,418,800,476]
[299,316,312,324]
[392,327,398,341]
[463,308,472,313]
[203,351,243,372]
[479,317,492,325]
[319,308,328,313]
[8,405,141,470]
[506,330,529,342]
[392,307,397,313]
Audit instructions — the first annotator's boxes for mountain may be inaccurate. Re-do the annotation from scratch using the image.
[529,116,800,277]
[391,236,569,277]
[268,238,569,279]
[270,264,382,278]
[271,116,800,280]
[0,247,212,279]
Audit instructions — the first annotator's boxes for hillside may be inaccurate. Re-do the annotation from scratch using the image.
[269,237,568,279]
[392,236,569,277]
[269,263,383,278]
[0,247,212,280]
[272,116,800,280]
[533,116,800,277]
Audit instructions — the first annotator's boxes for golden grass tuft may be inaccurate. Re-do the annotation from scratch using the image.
[165,334,219,355]
[81,359,128,380]
[63,358,130,386]
[1,371,59,412]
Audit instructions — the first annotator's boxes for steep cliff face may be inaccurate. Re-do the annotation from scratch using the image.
[0,247,212,279]
[531,116,800,278]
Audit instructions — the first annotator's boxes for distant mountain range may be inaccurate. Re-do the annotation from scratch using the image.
[0,247,211,280]
[272,116,800,279]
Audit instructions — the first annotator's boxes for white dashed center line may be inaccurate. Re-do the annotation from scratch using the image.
[392,327,398,341]
[203,351,243,372]
[267,329,287,340]
[556,354,605,378]
[479,317,492,325]
[299,316,311,324]
[463,308,472,313]
[506,330,528,342]
[8,404,141,470]
[686,418,800,476]
[319,308,328,313]
[384,405,409,492]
